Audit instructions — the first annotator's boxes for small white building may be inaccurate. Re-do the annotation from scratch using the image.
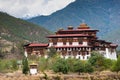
[29,63,38,75]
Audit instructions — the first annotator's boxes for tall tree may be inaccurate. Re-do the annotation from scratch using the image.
[22,56,29,74]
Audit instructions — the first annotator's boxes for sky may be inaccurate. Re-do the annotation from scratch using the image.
[0,0,75,18]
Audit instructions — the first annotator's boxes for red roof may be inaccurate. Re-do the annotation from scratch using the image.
[47,34,93,38]
[29,43,48,47]
[54,45,92,48]
[58,29,98,32]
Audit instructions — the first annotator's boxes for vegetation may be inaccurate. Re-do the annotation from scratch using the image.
[25,51,120,75]
[88,51,116,71]
[52,58,69,74]
[0,12,52,59]
[0,50,120,75]
[73,59,93,75]
[112,55,120,72]
[0,59,18,73]
[22,56,29,74]
[48,46,57,58]
[0,12,51,43]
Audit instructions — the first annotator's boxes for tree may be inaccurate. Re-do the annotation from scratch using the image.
[113,56,120,72]
[52,58,69,74]
[84,62,94,73]
[73,60,84,75]
[104,58,114,70]
[48,46,57,58]
[22,56,29,74]
[88,51,105,71]
[66,58,76,72]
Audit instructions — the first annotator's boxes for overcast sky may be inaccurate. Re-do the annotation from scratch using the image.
[0,0,75,18]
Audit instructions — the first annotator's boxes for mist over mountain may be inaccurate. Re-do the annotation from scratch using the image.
[28,0,120,48]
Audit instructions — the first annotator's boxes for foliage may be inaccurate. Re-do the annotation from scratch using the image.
[52,58,69,74]
[22,56,29,74]
[38,58,48,72]
[0,59,18,72]
[84,62,94,73]
[112,56,120,72]
[0,12,51,43]
[104,58,114,70]
[48,47,57,58]
[66,58,76,72]
[73,59,84,75]
[88,51,105,71]
[73,60,93,75]
[11,59,18,70]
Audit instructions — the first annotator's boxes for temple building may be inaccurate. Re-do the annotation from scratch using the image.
[24,23,118,60]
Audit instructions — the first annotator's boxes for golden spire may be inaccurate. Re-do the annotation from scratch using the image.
[78,23,90,29]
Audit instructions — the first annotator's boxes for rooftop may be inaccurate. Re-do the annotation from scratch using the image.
[28,43,48,47]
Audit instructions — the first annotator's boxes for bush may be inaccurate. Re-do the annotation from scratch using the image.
[11,59,18,70]
[112,56,120,72]
[73,60,84,75]
[84,62,94,73]
[88,51,105,71]
[48,47,57,58]
[52,58,69,74]
[38,57,48,72]
[104,58,114,70]
[66,58,76,72]
[73,60,93,74]
[0,59,18,73]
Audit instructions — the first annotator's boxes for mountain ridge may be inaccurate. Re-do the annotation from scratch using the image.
[28,0,120,48]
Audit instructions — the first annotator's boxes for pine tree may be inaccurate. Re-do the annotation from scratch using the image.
[22,56,29,74]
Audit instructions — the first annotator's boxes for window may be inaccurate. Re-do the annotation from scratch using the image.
[79,56,81,59]
[83,56,85,59]
[78,38,82,44]
[63,38,66,45]
[87,56,89,59]
[53,38,57,45]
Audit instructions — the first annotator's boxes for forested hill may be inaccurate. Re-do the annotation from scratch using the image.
[0,12,51,58]
[0,12,51,43]
[27,0,120,49]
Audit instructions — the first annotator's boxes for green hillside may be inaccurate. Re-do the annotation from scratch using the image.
[0,12,51,43]
[0,12,52,59]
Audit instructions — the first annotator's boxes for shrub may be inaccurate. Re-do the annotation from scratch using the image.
[52,58,69,74]
[104,58,114,70]
[38,57,48,72]
[73,60,94,74]
[88,51,105,71]
[112,56,120,72]
[11,59,18,70]
[84,62,94,73]
[48,46,57,58]
[66,58,76,72]
[73,60,84,75]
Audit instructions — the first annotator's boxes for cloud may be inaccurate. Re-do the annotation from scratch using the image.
[0,0,75,18]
